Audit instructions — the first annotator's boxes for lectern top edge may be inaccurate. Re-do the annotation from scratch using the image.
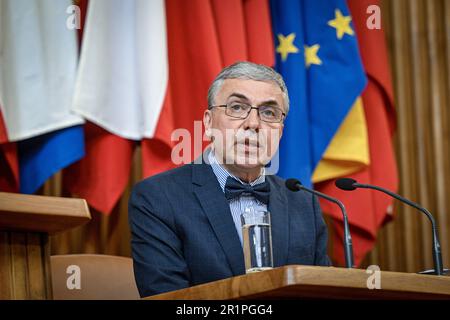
[0,192,91,234]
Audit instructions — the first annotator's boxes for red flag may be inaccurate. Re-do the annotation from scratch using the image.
[63,123,134,214]
[316,0,398,265]
[0,110,19,192]
[242,0,274,64]
[142,0,274,178]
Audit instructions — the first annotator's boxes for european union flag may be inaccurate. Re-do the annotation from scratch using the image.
[270,0,367,187]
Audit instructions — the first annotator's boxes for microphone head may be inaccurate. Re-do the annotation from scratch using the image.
[335,178,358,191]
[285,178,301,191]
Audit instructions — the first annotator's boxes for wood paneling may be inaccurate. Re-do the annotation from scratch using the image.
[362,0,450,273]
[0,232,51,299]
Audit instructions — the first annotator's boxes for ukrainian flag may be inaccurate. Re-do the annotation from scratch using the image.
[270,0,368,187]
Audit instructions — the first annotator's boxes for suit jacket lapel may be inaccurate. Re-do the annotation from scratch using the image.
[192,161,245,275]
[267,176,289,267]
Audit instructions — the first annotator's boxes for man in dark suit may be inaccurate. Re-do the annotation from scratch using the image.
[129,61,331,297]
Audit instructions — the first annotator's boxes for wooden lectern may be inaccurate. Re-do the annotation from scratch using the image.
[146,265,450,300]
[0,192,91,300]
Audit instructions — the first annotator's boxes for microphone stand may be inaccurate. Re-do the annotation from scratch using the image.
[355,182,447,276]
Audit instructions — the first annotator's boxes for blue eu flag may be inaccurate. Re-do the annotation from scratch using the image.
[270,0,367,187]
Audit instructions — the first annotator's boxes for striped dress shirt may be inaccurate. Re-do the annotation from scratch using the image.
[207,150,268,246]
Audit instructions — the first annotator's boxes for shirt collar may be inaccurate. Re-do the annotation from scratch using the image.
[207,149,265,192]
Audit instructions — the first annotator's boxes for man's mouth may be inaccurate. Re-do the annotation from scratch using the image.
[244,138,258,147]
[235,137,257,145]
[235,138,261,154]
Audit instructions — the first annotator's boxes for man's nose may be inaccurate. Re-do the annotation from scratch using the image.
[242,108,261,130]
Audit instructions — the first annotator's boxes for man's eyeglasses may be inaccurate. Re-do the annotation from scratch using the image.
[208,103,286,123]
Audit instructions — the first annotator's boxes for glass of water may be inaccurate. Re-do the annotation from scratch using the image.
[241,210,273,273]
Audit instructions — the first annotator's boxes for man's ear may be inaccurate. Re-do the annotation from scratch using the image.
[203,110,212,139]
[279,123,284,140]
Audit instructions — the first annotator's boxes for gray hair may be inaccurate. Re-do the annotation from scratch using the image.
[207,61,290,114]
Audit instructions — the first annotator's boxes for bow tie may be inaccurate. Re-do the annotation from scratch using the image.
[224,176,270,204]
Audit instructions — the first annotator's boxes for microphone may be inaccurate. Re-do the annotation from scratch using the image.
[286,178,354,268]
[335,178,446,276]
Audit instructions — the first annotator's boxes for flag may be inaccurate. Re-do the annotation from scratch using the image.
[0,110,18,192]
[312,97,369,183]
[64,0,168,213]
[270,0,367,190]
[63,122,135,213]
[0,0,84,194]
[316,0,398,265]
[141,0,274,178]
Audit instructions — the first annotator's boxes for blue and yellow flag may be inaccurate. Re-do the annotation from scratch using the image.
[270,0,368,187]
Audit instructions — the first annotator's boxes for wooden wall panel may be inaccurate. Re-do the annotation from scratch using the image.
[362,0,450,273]
[0,232,51,299]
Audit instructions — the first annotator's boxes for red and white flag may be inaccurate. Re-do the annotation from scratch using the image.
[65,0,168,213]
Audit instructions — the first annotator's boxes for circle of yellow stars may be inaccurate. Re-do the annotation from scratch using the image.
[275,8,354,67]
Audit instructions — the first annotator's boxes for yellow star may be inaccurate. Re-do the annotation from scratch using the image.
[304,44,322,68]
[328,9,354,39]
[276,33,299,62]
